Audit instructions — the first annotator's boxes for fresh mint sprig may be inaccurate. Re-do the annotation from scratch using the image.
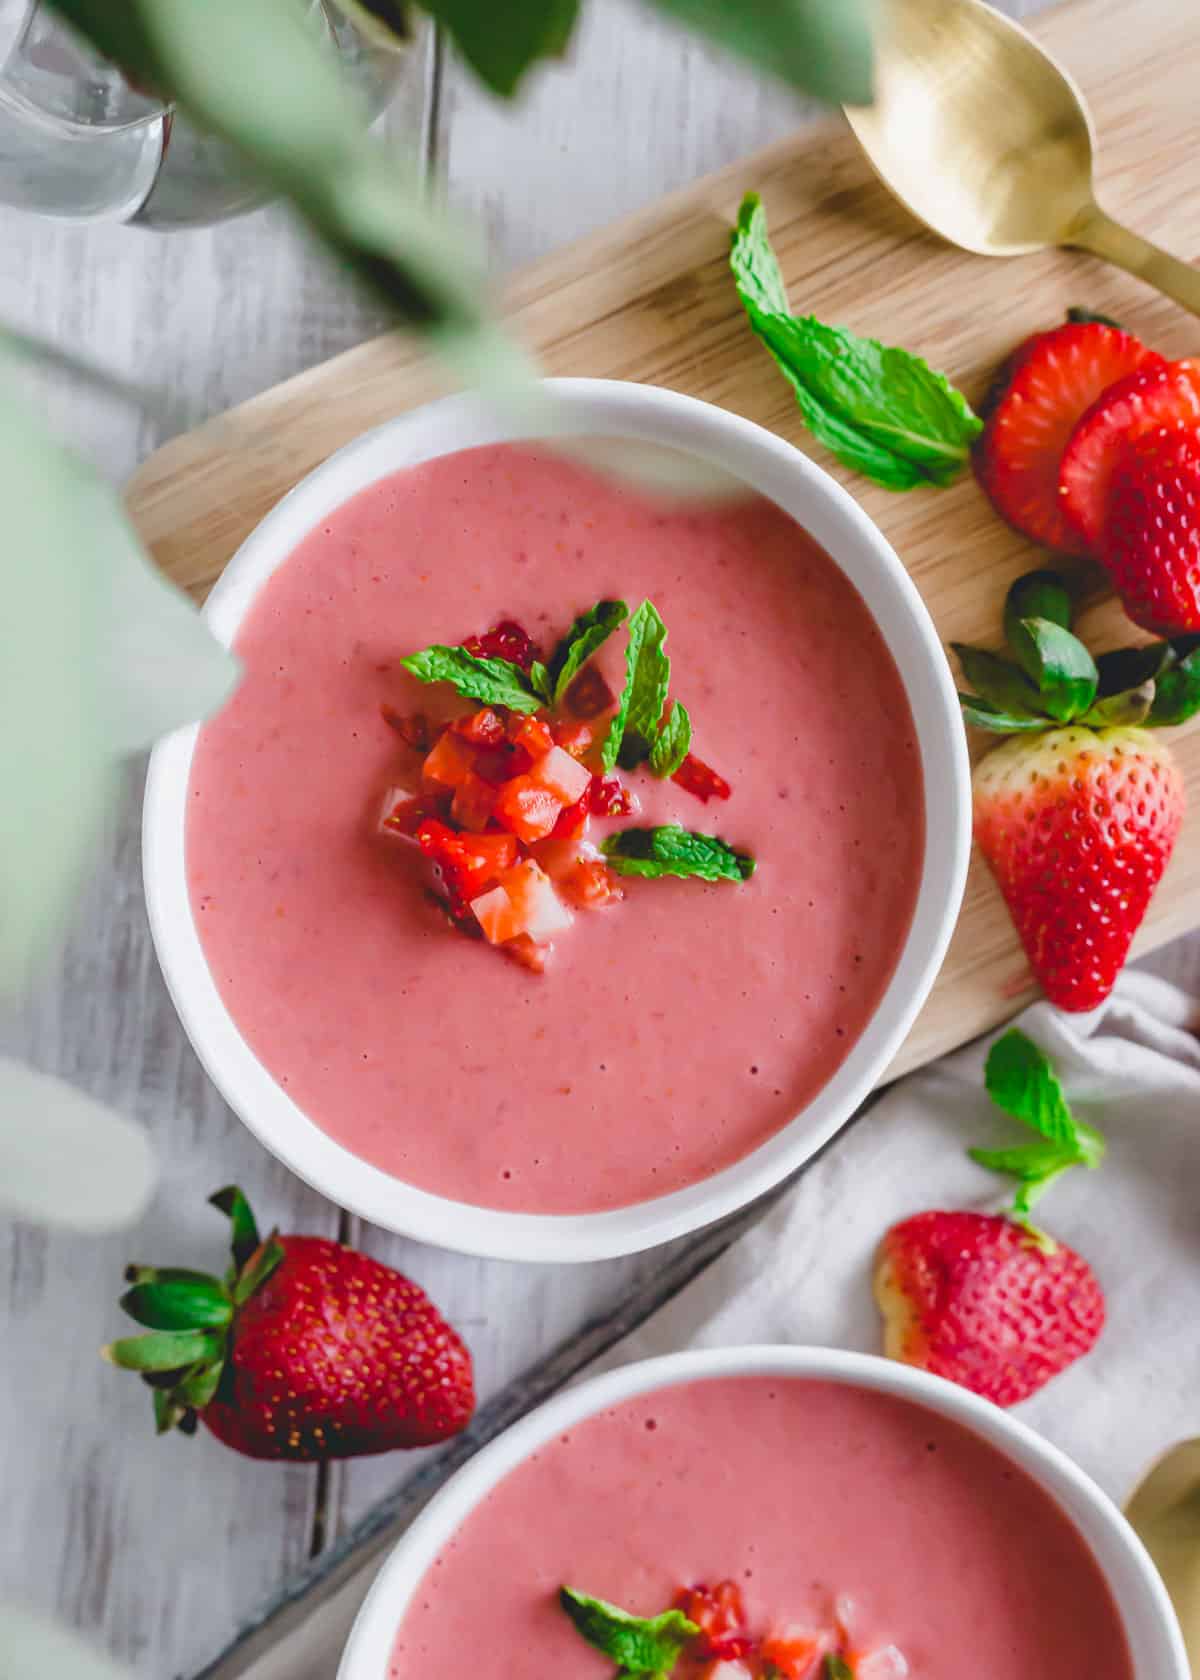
[649,700,692,778]
[602,825,755,883]
[398,644,541,712]
[559,1588,698,1678]
[730,193,981,490]
[547,598,629,703]
[970,1028,1105,1234]
[603,600,672,772]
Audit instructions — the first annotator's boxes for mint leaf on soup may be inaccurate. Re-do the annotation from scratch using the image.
[602,825,755,883]
[730,193,981,490]
[399,644,541,712]
[826,1658,855,1680]
[970,1029,1105,1229]
[559,1588,697,1677]
[649,701,692,779]
[528,659,553,703]
[603,600,671,772]
[548,598,629,703]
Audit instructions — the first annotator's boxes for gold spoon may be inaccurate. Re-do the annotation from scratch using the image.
[844,0,1200,316]
[1126,1441,1200,1670]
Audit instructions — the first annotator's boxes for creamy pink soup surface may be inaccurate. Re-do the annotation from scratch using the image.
[187,443,924,1214]
[388,1375,1134,1680]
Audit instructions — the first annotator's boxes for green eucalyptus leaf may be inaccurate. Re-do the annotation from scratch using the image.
[0,1057,155,1231]
[1004,570,1072,680]
[1017,618,1097,721]
[45,0,537,401]
[643,0,875,105]
[1150,645,1200,727]
[422,0,581,97]
[0,1605,132,1680]
[951,644,1043,718]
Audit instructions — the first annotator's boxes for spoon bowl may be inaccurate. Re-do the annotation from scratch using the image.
[845,0,1200,314]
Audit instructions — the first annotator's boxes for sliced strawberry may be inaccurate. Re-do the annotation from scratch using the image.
[461,619,541,672]
[378,783,425,839]
[1058,358,1200,548]
[1101,427,1200,633]
[975,322,1162,552]
[672,753,732,803]
[551,792,590,840]
[493,775,564,844]
[449,771,498,833]
[379,705,431,752]
[452,707,507,747]
[421,730,478,791]
[529,744,592,805]
[876,1210,1105,1406]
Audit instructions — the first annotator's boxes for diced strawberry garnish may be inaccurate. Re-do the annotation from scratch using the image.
[529,744,592,805]
[552,793,590,840]
[559,857,623,910]
[563,663,616,719]
[380,705,431,752]
[450,772,498,833]
[452,707,507,748]
[422,730,478,791]
[502,934,549,974]
[672,753,731,803]
[760,1627,827,1679]
[677,1583,753,1661]
[470,860,572,945]
[510,714,555,758]
[416,820,516,902]
[493,776,565,844]
[1058,359,1200,548]
[588,775,637,818]
[377,784,428,839]
[974,321,1163,553]
[462,619,541,672]
[552,719,595,759]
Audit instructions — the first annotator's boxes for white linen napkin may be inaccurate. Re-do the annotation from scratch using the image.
[233,966,1200,1680]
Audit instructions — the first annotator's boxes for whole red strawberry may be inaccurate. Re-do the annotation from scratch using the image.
[876,1211,1105,1406]
[1101,428,1200,633]
[103,1188,475,1461]
[956,570,1195,1011]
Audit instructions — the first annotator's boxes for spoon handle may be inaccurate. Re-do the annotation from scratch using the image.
[1071,208,1200,318]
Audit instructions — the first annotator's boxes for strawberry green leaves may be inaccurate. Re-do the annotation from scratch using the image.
[400,645,542,712]
[957,568,1200,738]
[604,601,672,771]
[602,826,755,882]
[559,1588,698,1678]
[547,599,628,703]
[969,1029,1105,1234]
[120,1270,233,1332]
[730,194,982,491]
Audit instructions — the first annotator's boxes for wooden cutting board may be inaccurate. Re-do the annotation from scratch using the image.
[126,0,1200,1080]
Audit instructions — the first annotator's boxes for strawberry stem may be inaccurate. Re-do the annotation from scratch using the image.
[209,1185,261,1272]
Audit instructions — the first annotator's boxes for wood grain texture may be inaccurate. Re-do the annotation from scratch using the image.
[124,0,1200,1098]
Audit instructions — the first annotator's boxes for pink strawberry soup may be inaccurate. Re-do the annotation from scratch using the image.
[186,443,924,1214]
[387,1375,1134,1680]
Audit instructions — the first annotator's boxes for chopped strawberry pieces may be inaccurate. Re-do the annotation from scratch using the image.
[470,859,572,944]
[378,784,430,839]
[462,619,541,672]
[416,820,516,902]
[552,718,595,759]
[380,705,431,752]
[529,744,593,805]
[450,772,498,833]
[421,730,478,791]
[552,793,590,840]
[760,1627,826,1679]
[493,776,566,844]
[563,663,616,718]
[510,714,555,757]
[673,752,731,803]
[559,857,623,910]
[502,934,549,973]
[452,707,507,747]
[588,775,636,817]
[678,1583,752,1660]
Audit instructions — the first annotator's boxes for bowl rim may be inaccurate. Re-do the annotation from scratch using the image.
[337,1343,1188,1680]
[143,377,971,1263]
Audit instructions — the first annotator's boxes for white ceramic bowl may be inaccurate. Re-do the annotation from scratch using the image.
[338,1346,1188,1680]
[143,379,971,1262]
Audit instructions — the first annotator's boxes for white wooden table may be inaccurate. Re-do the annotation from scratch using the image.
[3,3,1192,1675]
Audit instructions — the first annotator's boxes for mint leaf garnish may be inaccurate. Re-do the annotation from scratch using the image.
[559,1587,697,1677]
[603,600,671,772]
[548,598,629,703]
[649,700,692,779]
[528,659,553,703]
[826,1658,854,1680]
[970,1028,1105,1229]
[730,193,981,490]
[602,825,755,883]
[399,644,541,712]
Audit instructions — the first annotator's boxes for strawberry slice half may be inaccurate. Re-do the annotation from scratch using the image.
[1058,358,1200,549]
[974,321,1162,553]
